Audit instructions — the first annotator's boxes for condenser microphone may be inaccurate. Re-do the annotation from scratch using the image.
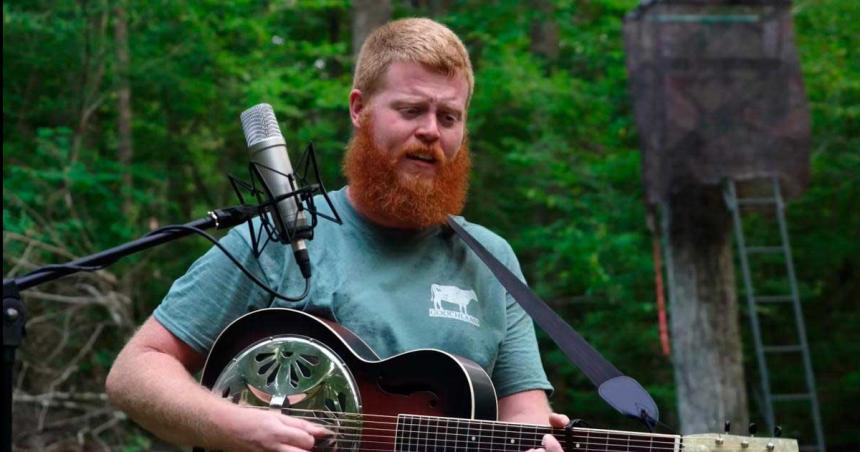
[240,103,311,279]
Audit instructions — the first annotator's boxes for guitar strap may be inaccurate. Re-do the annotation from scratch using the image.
[446,216,660,427]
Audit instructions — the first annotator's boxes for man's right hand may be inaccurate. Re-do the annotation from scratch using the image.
[106,316,332,451]
[216,404,332,452]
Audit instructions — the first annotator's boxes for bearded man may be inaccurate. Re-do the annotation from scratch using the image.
[107,18,568,451]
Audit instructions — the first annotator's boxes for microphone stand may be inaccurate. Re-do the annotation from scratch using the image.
[1,204,257,452]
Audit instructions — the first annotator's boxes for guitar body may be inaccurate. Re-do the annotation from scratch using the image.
[200,308,799,452]
[200,308,498,450]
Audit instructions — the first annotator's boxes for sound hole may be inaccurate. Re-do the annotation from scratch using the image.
[301,353,320,365]
[258,360,275,375]
[255,352,274,362]
[289,365,300,387]
[267,363,280,385]
[296,360,311,377]
[325,398,337,411]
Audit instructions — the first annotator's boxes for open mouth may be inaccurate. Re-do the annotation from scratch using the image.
[405,151,438,164]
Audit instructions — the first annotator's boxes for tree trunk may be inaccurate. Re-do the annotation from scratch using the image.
[530,0,559,60]
[352,0,391,57]
[664,184,749,434]
[114,0,133,219]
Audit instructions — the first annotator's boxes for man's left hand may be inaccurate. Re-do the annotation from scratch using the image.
[526,413,569,452]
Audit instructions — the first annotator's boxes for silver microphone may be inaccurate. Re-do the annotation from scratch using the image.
[240,103,311,279]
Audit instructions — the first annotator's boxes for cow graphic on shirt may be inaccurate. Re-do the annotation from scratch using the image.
[428,284,480,326]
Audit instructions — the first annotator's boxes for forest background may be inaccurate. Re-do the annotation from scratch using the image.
[3,0,858,450]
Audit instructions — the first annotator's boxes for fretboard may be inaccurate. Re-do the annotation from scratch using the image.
[394,414,681,452]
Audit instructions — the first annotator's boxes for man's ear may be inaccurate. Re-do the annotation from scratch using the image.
[349,89,365,128]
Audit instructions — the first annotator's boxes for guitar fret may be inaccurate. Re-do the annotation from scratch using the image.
[400,415,407,452]
[409,415,418,452]
[412,415,420,452]
[417,415,425,452]
[500,422,508,452]
[524,424,534,450]
[513,423,523,451]
[427,416,435,451]
[394,414,685,452]
[397,414,409,452]
[606,431,623,450]
[395,415,402,451]
[528,424,544,449]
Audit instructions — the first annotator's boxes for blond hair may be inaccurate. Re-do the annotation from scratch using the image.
[353,18,474,102]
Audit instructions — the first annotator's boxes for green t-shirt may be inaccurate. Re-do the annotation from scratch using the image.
[154,187,552,398]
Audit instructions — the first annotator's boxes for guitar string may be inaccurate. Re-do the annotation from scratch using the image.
[232,405,680,449]
[301,425,679,448]
[328,446,759,452]
[307,426,749,452]
[276,412,681,450]
[304,440,692,452]
[312,434,680,451]
[228,408,781,452]
[279,407,679,442]
[317,446,748,452]
[281,414,679,447]
[302,443,745,452]
[243,404,674,438]
[304,424,687,452]
[300,421,749,452]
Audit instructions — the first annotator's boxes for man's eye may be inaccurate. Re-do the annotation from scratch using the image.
[400,107,420,117]
[439,113,458,126]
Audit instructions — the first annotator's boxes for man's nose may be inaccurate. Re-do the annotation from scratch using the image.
[415,113,440,144]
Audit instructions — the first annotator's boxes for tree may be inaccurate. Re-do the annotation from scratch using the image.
[352,0,391,57]
[663,186,748,433]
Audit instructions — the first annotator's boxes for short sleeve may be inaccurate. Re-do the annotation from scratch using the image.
[153,227,273,354]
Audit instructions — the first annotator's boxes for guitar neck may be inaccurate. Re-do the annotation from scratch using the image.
[394,414,681,452]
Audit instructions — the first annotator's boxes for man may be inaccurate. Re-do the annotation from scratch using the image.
[107,18,568,451]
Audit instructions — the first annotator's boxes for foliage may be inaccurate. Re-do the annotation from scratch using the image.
[3,0,857,449]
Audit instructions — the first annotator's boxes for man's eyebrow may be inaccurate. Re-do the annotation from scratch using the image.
[390,99,425,107]
[391,99,463,114]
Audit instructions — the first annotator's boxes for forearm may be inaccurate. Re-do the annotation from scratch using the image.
[106,346,236,449]
[498,389,553,425]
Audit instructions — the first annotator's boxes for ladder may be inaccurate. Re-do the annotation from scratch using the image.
[724,177,825,452]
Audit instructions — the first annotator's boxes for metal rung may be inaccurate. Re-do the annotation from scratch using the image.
[763,345,803,353]
[737,197,778,206]
[755,295,793,303]
[772,393,812,402]
[745,246,783,254]
[725,178,825,452]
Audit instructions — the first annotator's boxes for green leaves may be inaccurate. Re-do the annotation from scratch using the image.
[2,0,857,447]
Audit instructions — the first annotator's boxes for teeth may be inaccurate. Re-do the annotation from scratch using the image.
[410,153,435,162]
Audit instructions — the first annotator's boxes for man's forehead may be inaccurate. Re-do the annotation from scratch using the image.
[378,61,469,106]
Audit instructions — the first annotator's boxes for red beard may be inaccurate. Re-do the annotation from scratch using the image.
[342,117,471,229]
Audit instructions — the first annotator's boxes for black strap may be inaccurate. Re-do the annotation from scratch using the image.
[446,216,659,425]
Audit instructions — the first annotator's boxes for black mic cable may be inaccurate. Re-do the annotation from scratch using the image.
[146,225,310,302]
